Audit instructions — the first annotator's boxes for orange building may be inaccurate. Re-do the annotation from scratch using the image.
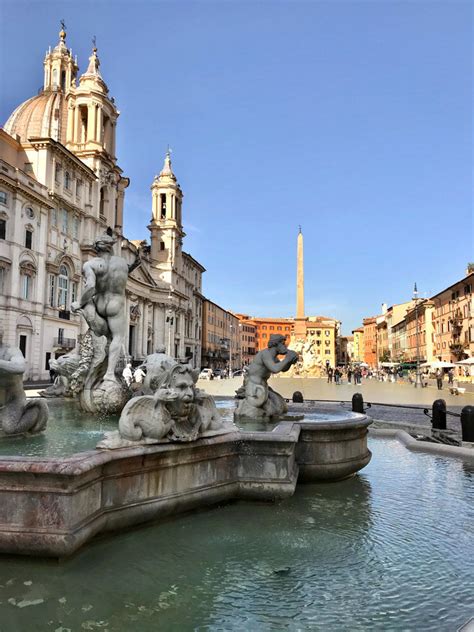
[249,317,293,352]
[363,317,377,366]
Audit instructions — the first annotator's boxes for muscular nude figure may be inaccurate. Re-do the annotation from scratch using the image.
[71,234,134,384]
[235,334,298,418]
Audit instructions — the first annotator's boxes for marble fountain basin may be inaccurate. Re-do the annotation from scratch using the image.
[0,400,371,557]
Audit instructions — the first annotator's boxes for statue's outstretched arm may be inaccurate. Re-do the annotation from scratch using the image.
[261,350,297,374]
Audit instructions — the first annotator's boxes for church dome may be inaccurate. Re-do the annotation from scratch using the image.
[4,89,68,144]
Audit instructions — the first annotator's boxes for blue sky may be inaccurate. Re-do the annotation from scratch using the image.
[1,1,472,333]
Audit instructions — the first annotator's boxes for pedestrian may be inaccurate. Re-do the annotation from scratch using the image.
[133,366,145,384]
[347,367,352,384]
[334,368,340,384]
[448,368,454,385]
[122,363,133,387]
[327,367,333,383]
[436,368,443,390]
[49,365,56,383]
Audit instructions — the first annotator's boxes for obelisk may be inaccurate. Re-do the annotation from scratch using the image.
[294,226,307,338]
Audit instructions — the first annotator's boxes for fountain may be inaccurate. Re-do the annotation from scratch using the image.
[1,246,473,630]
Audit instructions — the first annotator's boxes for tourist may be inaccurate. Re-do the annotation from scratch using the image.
[133,366,146,384]
[122,363,133,387]
[436,368,443,390]
[448,368,454,385]
[327,367,333,383]
[334,368,340,384]
[347,367,352,384]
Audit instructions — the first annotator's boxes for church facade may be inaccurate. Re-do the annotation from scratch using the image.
[0,27,204,379]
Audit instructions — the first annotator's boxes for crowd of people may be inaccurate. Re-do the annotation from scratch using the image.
[122,363,146,388]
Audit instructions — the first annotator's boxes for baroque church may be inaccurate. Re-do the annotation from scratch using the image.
[0,27,205,380]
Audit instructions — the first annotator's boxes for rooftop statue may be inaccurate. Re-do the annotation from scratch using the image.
[235,334,298,420]
[0,336,48,434]
[70,233,140,414]
[97,358,229,448]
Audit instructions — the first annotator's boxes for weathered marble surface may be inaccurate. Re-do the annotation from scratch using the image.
[69,233,136,415]
[0,339,48,435]
[0,411,373,557]
[99,359,226,448]
[235,334,298,420]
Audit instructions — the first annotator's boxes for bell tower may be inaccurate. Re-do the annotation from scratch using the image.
[149,151,185,277]
[65,39,127,231]
[43,24,78,93]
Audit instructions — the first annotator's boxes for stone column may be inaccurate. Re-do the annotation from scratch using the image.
[141,304,148,357]
[96,107,103,144]
[87,104,96,142]
[74,106,80,144]
[66,105,74,144]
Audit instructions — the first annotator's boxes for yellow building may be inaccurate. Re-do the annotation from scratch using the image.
[352,327,365,362]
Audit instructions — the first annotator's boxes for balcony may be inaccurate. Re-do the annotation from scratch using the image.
[54,337,76,350]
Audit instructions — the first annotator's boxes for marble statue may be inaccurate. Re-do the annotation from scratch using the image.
[70,233,139,414]
[97,358,227,448]
[133,345,175,395]
[0,337,48,434]
[39,350,80,398]
[234,334,298,420]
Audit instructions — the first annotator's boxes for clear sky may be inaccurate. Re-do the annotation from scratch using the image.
[1,0,472,334]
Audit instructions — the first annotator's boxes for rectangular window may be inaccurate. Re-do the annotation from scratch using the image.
[76,179,82,198]
[21,274,30,299]
[19,335,27,358]
[73,217,79,239]
[0,267,5,294]
[25,229,32,249]
[0,219,5,240]
[62,209,68,233]
[0,191,7,205]
[72,281,78,304]
[45,352,51,371]
[24,162,33,173]
[55,164,61,182]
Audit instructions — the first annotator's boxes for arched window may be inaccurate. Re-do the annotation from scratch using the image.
[57,264,69,310]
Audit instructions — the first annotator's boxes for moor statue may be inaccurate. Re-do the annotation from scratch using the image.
[235,334,298,420]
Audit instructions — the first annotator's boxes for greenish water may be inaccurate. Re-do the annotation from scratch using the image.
[0,399,364,458]
[0,400,235,458]
[0,438,472,631]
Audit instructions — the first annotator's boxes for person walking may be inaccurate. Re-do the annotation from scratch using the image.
[334,368,340,384]
[448,368,454,386]
[327,367,333,383]
[122,363,133,387]
[436,368,443,390]
[133,366,145,384]
[347,367,352,384]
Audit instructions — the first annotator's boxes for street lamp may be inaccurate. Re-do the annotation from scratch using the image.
[413,282,422,388]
